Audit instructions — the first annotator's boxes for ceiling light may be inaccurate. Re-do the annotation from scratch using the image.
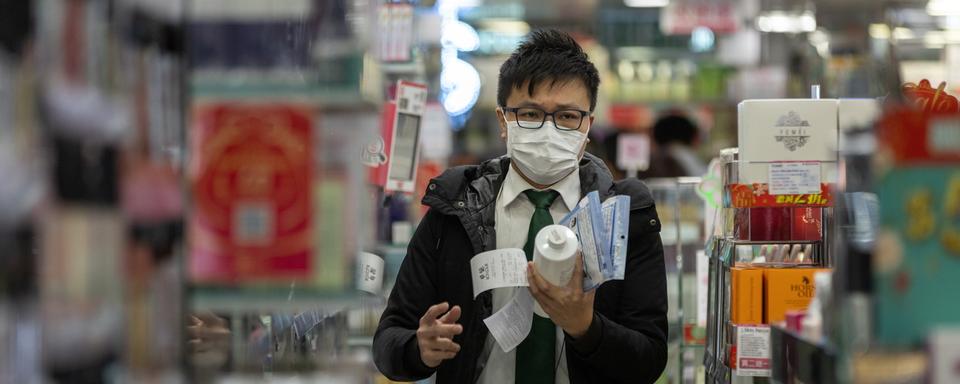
[478,19,530,34]
[625,0,669,8]
[869,24,891,39]
[893,27,915,40]
[928,0,960,16]
[755,11,817,33]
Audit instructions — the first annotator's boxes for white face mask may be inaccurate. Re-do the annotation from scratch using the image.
[505,118,587,186]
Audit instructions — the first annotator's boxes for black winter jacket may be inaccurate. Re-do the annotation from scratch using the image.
[373,153,668,383]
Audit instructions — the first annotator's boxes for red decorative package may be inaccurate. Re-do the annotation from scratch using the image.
[189,104,314,283]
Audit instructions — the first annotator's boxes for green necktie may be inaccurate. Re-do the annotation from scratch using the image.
[516,189,560,384]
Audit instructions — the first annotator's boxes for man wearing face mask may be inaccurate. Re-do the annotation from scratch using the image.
[373,29,667,384]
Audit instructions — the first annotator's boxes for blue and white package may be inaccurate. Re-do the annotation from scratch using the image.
[560,191,605,290]
[560,192,631,290]
[602,195,631,281]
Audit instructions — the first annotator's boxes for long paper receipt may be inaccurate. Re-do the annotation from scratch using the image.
[470,248,528,298]
[483,289,535,353]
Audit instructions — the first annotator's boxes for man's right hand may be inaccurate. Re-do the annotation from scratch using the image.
[417,302,463,368]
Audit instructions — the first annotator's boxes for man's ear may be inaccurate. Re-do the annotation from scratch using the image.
[497,108,508,141]
[581,114,595,136]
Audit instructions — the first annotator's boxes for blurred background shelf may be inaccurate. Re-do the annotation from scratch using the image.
[188,286,383,313]
[190,70,377,107]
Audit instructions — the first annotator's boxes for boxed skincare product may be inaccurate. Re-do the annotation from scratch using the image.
[738,100,839,184]
[731,267,764,325]
[763,268,830,324]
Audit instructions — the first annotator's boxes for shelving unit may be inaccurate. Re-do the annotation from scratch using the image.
[702,157,836,383]
[178,0,423,381]
[190,69,379,106]
[648,177,707,384]
[188,286,380,313]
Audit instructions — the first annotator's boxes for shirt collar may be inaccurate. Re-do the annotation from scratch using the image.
[500,164,581,211]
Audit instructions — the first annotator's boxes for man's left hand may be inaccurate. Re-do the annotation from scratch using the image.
[526,252,595,339]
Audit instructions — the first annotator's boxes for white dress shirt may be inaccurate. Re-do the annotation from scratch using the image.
[477,165,581,384]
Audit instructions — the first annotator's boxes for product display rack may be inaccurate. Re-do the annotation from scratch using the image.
[703,156,835,384]
[179,0,421,381]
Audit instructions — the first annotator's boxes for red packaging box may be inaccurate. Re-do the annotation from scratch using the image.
[189,104,314,283]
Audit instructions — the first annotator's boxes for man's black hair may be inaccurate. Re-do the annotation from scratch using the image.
[497,29,601,112]
[652,114,699,146]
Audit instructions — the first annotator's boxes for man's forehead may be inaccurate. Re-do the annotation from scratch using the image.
[507,78,590,108]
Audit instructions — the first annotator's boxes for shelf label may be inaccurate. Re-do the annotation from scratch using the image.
[736,325,771,377]
[769,162,821,195]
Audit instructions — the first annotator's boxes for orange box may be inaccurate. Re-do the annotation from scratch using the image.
[731,267,764,325]
[762,268,830,324]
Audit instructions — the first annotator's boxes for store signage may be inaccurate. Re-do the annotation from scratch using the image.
[189,104,313,283]
[616,134,651,172]
[878,108,960,164]
[728,183,832,208]
[902,79,959,113]
[660,0,739,35]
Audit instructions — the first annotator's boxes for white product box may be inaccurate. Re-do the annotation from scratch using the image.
[738,99,839,185]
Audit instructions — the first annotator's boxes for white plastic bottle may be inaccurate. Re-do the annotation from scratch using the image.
[532,225,579,318]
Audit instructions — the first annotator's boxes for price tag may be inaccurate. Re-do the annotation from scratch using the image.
[736,326,771,377]
[616,134,650,172]
[768,162,821,195]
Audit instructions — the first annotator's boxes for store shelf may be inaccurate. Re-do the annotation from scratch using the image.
[347,336,374,348]
[190,70,376,107]
[188,286,380,313]
[380,61,423,74]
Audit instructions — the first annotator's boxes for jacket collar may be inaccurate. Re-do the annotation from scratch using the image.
[422,152,615,216]
[499,166,581,212]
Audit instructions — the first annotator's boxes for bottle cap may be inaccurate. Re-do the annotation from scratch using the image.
[547,228,566,249]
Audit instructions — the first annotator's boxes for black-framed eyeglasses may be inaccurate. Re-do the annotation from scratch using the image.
[502,106,591,131]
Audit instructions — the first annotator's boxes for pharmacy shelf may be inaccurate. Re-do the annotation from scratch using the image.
[190,71,376,107]
[347,336,374,348]
[188,285,383,313]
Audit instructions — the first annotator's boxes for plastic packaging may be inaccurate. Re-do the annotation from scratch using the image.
[802,271,832,341]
